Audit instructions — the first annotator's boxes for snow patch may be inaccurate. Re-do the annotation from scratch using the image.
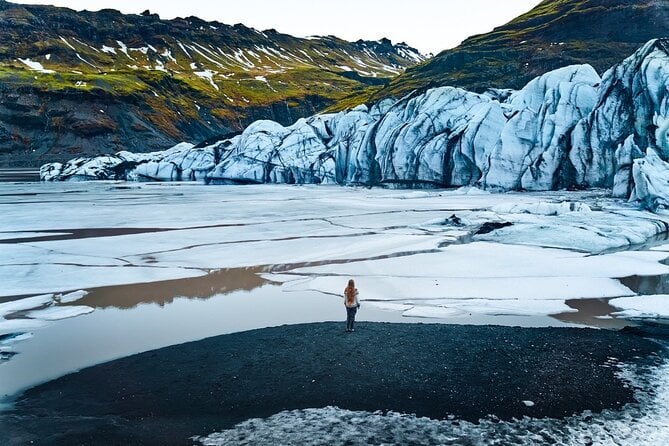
[116,40,135,61]
[18,58,55,74]
[195,70,219,90]
[59,36,76,51]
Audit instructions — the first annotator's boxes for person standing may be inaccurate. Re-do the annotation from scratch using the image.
[344,279,360,332]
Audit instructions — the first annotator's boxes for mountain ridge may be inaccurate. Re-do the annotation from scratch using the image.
[0,0,425,167]
[351,0,668,106]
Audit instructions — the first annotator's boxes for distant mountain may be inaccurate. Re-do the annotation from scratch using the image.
[0,1,425,167]
[352,0,668,104]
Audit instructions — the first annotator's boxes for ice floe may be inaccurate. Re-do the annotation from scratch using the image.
[610,295,669,319]
[0,319,46,337]
[2,183,669,322]
[0,291,92,340]
[26,305,94,321]
[56,290,89,304]
[283,241,669,317]
[0,294,54,319]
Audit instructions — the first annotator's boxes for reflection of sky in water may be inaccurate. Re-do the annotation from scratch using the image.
[3,181,669,403]
[0,284,567,400]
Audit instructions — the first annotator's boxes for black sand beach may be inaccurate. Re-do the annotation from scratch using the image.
[0,322,662,445]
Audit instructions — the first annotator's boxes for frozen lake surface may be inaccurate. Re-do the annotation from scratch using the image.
[2,182,669,431]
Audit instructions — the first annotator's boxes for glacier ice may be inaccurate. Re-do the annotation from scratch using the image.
[41,40,669,207]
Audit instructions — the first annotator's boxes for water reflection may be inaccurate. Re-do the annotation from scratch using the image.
[0,227,176,244]
[69,266,271,309]
[551,298,634,329]
[620,273,669,296]
[0,285,442,399]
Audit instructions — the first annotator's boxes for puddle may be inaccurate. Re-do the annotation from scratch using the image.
[0,284,445,400]
[550,268,669,328]
[0,227,176,244]
[551,298,635,329]
[70,266,270,309]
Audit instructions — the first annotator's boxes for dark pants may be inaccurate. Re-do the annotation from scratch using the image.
[346,307,357,331]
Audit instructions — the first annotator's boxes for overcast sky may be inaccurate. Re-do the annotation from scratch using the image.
[11,0,543,54]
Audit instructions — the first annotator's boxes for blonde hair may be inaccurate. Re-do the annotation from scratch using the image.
[345,279,356,306]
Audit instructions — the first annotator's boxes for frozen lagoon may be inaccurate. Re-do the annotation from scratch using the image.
[2,182,669,400]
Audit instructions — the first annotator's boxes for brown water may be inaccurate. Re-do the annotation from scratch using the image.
[70,266,270,309]
[551,298,635,329]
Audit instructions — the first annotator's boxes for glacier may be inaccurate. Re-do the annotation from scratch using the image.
[41,39,669,207]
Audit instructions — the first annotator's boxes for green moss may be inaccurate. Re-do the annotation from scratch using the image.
[0,66,157,95]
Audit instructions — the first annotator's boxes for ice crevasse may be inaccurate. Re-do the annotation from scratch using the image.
[42,39,669,208]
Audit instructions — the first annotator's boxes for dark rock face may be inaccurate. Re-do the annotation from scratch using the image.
[0,1,424,167]
[0,86,178,167]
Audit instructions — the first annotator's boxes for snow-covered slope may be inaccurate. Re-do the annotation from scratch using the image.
[42,39,669,207]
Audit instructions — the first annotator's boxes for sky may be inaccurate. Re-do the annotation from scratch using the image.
[10,0,544,54]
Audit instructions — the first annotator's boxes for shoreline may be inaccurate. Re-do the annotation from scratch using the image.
[0,322,663,445]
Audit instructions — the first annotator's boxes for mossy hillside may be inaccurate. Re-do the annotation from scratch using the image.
[356,0,668,105]
[0,1,422,80]
[0,1,426,166]
[323,85,385,113]
[0,63,362,116]
[0,62,374,167]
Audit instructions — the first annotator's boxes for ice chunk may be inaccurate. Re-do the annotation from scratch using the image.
[0,294,54,318]
[57,290,89,304]
[27,305,94,321]
[610,295,669,319]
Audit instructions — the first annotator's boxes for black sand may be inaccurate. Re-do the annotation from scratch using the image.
[0,322,662,445]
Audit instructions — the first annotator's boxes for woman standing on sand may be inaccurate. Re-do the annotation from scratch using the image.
[344,279,360,332]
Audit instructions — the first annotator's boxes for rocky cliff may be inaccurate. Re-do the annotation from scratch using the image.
[42,39,669,208]
[0,1,424,167]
